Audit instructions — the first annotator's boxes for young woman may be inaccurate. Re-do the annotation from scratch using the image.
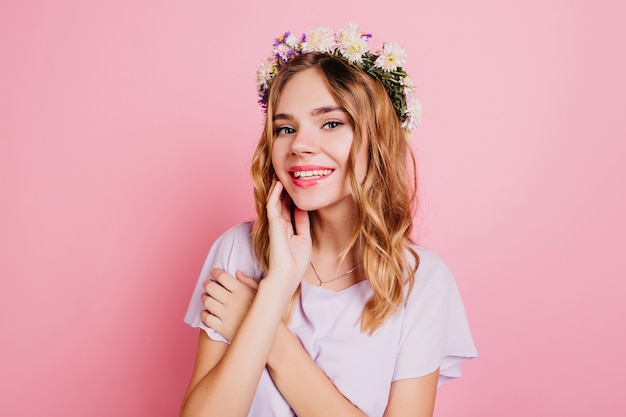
[181,24,477,417]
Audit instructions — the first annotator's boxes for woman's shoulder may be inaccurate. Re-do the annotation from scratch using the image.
[405,244,458,294]
[203,221,260,276]
[210,221,255,250]
[216,221,254,241]
[408,245,454,276]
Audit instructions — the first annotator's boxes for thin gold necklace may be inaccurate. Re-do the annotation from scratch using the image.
[310,261,363,288]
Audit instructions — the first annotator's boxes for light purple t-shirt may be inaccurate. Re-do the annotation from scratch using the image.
[184,222,477,416]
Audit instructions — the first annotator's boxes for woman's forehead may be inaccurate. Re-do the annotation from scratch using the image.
[273,69,340,115]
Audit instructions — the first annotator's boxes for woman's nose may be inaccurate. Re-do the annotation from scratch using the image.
[289,126,320,155]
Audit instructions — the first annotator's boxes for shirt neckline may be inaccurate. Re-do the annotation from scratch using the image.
[301,279,369,294]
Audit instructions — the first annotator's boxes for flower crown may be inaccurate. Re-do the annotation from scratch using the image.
[256,23,421,134]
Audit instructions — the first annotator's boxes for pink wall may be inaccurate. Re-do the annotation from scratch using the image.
[1,1,624,416]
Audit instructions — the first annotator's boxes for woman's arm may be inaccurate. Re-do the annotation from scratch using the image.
[180,276,296,417]
[266,322,368,417]
[195,277,438,417]
[180,180,312,417]
[383,370,439,417]
[268,326,438,417]
[196,290,368,417]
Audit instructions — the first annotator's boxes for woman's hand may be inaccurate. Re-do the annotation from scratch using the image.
[265,179,311,291]
[200,269,259,341]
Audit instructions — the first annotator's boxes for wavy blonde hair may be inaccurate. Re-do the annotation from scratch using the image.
[250,52,419,334]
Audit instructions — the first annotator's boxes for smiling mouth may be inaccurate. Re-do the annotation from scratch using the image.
[291,169,333,181]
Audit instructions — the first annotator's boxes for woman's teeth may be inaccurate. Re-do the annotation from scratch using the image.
[292,169,332,180]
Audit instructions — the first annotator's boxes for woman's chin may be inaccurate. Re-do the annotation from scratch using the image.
[291,200,318,212]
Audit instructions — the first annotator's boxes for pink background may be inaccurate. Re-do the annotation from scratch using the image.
[2,0,625,416]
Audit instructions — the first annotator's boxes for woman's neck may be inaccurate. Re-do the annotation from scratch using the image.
[309,203,359,258]
[307,207,365,289]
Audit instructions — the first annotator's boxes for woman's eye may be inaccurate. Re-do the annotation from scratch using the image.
[323,121,343,130]
[275,126,295,135]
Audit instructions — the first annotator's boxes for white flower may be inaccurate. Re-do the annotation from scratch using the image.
[338,22,360,44]
[284,34,299,48]
[256,59,274,91]
[402,98,421,132]
[302,27,336,53]
[338,27,369,64]
[374,42,407,72]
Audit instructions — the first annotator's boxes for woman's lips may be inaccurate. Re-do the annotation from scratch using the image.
[288,166,334,187]
[291,168,333,180]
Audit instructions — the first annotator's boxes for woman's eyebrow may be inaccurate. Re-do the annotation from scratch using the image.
[272,106,344,122]
[272,113,293,122]
[311,106,345,116]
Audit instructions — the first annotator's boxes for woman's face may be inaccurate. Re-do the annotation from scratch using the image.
[270,68,368,213]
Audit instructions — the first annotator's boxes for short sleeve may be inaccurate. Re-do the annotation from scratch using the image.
[183,222,263,343]
[392,248,478,386]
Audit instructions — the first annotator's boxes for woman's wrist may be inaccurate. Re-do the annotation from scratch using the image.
[258,274,298,305]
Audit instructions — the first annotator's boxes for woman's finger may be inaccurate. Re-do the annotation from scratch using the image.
[211,268,241,293]
[201,292,224,318]
[235,270,259,290]
[200,310,222,332]
[292,206,310,240]
[203,278,230,304]
[266,179,284,220]
[280,190,293,225]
